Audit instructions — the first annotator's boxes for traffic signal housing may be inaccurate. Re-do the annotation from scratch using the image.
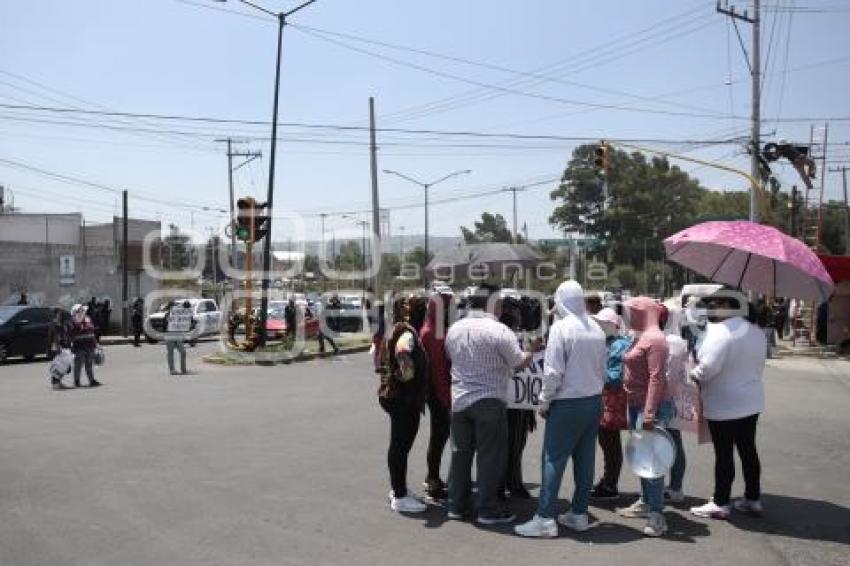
[235,197,270,244]
[594,142,609,174]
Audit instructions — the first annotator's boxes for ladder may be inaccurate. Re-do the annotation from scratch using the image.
[801,124,828,251]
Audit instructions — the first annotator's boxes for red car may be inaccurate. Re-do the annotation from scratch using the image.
[265,303,320,340]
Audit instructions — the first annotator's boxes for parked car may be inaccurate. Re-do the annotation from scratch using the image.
[0,306,54,362]
[264,301,320,340]
[146,298,222,343]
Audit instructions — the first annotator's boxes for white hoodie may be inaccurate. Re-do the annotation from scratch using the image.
[540,281,607,407]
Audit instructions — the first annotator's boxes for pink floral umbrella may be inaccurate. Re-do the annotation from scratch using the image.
[663,221,834,301]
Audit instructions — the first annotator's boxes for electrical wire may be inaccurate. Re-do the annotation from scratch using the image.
[0,103,758,144]
[292,18,734,123]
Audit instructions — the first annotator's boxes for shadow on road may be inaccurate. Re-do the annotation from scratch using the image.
[412,493,712,544]
[729,494,850,546]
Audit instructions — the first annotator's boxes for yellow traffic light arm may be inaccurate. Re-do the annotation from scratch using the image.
[607,141,770,221]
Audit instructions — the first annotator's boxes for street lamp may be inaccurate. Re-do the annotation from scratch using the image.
[342,214,369,297]
[217,0,318,346]
[382,169,471,261]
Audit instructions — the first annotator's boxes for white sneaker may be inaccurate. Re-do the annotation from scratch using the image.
[664,489,685,503]
[514,515,558,538]
[557,511,592,532]
[733,498,763,516]
[690,500,730,520]
[643,512,667,537]
[616,499,650,518]
[389,491,427,514]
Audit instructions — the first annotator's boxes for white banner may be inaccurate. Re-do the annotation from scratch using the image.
[506,351,545,410]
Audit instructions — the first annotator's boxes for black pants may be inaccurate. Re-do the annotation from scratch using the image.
[597,428,623,489]
[379,396,421,499]
[426,392,450,482]
[505,409,533,491]
[317,331,338,353]
[708,414,761,505]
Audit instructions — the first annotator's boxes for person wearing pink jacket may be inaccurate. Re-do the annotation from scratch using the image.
[616,297,673,538]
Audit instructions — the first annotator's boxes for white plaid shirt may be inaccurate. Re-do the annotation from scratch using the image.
[445,311,526,413]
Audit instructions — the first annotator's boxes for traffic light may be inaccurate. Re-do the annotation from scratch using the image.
[594,142,609,173]
[235,198,270,244]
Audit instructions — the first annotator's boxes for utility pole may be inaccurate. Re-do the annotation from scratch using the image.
[829,166,850,255]
[717,0,760,222]
[215,138,261,274]
[122,190,129,337]
[369,97,382,299]
[502,186,525,242]
[399,225,405,258]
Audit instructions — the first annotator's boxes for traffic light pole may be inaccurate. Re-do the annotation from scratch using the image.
[257,13,285,346]
[233,0,317,347]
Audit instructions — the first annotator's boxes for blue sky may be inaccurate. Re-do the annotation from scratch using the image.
[1,0,848,244]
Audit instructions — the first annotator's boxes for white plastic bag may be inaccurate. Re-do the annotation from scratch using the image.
[49,348,74,379]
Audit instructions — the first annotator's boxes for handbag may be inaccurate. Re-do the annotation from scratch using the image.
[600,385,628,431]
[93,346,105,366]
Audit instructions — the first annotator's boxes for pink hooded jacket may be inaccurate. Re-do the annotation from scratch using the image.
[623,297,669,421]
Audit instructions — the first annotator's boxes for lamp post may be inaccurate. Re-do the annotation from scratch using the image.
[217,0,318,346]
[382,169,471,262]
[342,214,369,298]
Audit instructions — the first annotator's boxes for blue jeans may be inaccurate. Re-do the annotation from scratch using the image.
[628,403,672,513]
[667,428,686,492]
[166,339,186,373]
[537,395,601,518]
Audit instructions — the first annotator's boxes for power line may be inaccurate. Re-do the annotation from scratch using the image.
[0,103,758,144]
[289,22,725,118]
[290,19,737,122]
[368,2,720,124]
[0,156,223,212]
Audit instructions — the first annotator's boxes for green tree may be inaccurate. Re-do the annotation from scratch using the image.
[337,241,363,271]
[404,246,431,271]
[550,145,704,265]
[609,264,637,290]
[820,201,849,255]
[461,212,521,243]
[161,224,194,271]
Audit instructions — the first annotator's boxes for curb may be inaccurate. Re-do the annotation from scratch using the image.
[98,337,219,347]
[203,344,371,366]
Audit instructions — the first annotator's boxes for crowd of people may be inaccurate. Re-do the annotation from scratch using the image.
[374,280,767,538]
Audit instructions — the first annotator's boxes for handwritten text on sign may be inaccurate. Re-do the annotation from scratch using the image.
[507,352,545,410]
[166,306,193,333]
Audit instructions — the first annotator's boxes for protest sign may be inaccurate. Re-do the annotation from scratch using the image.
[166,306,193,333]
[506,351,545,410]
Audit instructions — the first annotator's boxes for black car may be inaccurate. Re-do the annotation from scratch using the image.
[0,306,55,362]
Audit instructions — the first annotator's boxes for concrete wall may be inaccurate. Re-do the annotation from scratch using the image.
[0,213,81,245]
[0,215,162,331]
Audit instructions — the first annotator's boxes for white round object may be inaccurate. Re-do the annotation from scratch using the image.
[625,428,677,480]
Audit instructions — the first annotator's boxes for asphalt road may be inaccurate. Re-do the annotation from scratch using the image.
[1,344,848,566]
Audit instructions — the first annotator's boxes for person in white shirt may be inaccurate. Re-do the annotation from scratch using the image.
[445,285,537,525]
[515,281,607,538]
[689,296,766,520]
